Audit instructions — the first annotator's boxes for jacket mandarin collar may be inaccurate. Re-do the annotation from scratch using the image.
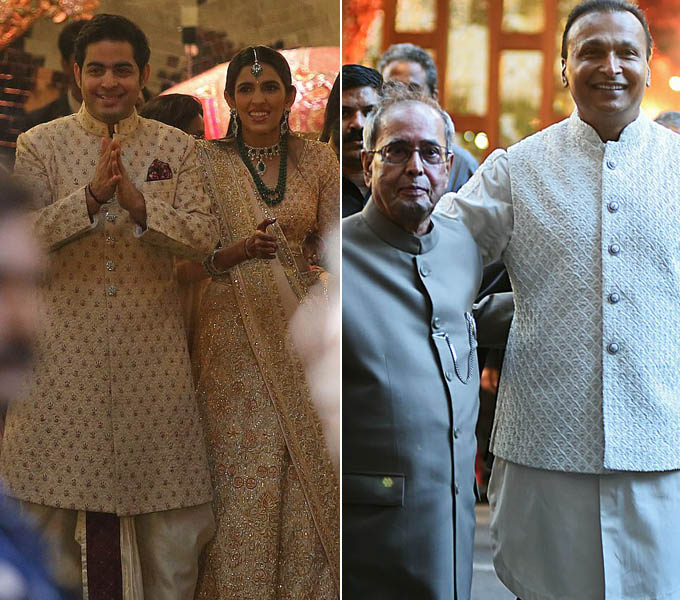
[569,108,648,149]
[76,104,140,137]
[361,198,439,255]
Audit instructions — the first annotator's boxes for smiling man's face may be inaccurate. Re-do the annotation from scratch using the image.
[362,101,451,235]
[562,9,649,138]
[75,39,149,124]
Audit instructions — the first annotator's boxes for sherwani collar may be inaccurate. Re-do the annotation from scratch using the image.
[76,104,140,138]
[361,198,439,255]
[568,108,648,150]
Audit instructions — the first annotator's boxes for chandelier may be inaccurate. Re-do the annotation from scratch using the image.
[0,0,98,50]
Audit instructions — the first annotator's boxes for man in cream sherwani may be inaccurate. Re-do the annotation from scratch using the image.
[436,1,680,599]
[3,14,218,599]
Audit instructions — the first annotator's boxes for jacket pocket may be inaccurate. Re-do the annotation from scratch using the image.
[343,472,405,506]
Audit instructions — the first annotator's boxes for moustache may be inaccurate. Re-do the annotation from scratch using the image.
[0,339,34,372]
[343,129,364,144]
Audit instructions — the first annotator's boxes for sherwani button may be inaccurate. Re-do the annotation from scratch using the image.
[432,317,441,329]
[607,201,619,213]
[608,292,620,304]
[106,261,115,271]
[608,244,620,256]
[445,370,453,381]
[606,159,617,169]
[453,428,460,439]
[106,235,115,245]
[454,484,459,495]
[420,265,431,277]
[106,213,117,223]
[607,342,619,355]
[107,286,117,297]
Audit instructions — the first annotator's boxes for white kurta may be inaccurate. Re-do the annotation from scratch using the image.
[436,111,680,599]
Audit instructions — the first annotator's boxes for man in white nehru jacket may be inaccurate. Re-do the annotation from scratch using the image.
[437,1,680,599]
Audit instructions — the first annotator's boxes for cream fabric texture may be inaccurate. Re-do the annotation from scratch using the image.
[2,106,218,515]
[437,111,680,473]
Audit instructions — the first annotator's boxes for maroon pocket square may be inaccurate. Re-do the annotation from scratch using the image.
[146,159,173,181]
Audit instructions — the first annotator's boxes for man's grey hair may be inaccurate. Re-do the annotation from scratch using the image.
[363,83,455,154]
[655,111,680,131]
[377,43,438,96]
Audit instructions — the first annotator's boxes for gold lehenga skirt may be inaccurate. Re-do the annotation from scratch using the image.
[192,276,336,600]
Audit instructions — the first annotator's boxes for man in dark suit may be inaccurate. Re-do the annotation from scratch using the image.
[343,84,511,600]
[341,64,382,217]
[23,20,87,131]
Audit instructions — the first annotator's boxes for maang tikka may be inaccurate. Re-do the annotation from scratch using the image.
[251,48,263,78]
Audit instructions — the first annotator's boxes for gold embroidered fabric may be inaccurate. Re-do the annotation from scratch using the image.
[193,138,339,599]
[2,106,218,516]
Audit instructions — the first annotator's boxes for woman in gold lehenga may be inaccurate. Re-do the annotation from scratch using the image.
[187,46,339,599]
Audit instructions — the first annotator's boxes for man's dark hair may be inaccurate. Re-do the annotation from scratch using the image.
[377,43,438,95]
[139,94,203,134]
[74,14,150,71]
[319,65,382,143]
[58,20,88,61]
[342,64,382,93]
[319,72,340,143]
[561,0,653,60]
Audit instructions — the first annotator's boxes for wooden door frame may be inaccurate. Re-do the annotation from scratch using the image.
[381,0,560,154]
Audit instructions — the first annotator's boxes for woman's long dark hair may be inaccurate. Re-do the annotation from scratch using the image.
[225,46,294,137]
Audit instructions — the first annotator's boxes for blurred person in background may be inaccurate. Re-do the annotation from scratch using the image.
[319,72,340,156]
[655,110,680,134]
[139,93,205,137]
[22,20,87,130]
[0,175,70,600]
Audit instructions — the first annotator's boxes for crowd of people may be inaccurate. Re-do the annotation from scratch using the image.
[0,11,338,600]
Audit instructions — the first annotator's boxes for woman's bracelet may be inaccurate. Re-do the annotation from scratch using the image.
[203,248,229,277]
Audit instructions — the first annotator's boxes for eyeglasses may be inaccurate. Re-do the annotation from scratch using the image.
[367,141,450,165]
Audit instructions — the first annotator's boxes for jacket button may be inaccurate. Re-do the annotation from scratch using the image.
[107,286,117,297]
[608,292,620,304]
[607,342,619,355]
[608,243,620,256]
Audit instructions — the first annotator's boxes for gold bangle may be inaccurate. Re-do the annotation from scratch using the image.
[203,249,229,277]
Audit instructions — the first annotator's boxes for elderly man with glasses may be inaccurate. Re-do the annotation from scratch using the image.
[342,84,511,600]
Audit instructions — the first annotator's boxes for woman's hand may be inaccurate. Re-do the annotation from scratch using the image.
[244,218,278,260]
